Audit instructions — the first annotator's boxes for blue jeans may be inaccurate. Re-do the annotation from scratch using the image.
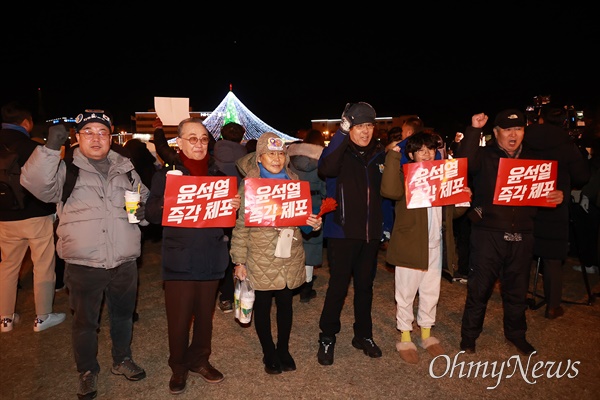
[65,261,138,374]
[381,198,395,241]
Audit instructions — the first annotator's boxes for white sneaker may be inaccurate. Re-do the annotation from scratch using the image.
[572,265,599,274]
[1,313,20,333]
[33,312,66,332]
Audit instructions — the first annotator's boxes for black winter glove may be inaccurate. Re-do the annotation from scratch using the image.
[46,124,70,150]
[135,201,146,221]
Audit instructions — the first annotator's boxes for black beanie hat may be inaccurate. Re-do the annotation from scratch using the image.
[346,102,376,127]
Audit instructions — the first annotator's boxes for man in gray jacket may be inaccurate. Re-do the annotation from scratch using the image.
[21,110,150,400]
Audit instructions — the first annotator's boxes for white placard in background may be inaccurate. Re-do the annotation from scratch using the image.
[154,97,191,126]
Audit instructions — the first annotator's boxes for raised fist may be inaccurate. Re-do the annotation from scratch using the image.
[46,124,70,150]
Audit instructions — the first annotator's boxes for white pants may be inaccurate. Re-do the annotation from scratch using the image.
[394,244,442,332]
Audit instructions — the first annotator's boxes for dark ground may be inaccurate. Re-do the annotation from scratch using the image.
[1,238,599,400]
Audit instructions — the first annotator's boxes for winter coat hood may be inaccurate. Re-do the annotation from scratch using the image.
[288,142,324,173]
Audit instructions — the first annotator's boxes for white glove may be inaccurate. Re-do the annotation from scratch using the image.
[581,195,590,213]
[339,103,353,134]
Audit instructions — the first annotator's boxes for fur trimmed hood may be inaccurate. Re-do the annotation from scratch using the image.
[287,142,324,160]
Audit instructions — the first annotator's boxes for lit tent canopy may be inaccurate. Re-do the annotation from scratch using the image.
[202,89,297,142]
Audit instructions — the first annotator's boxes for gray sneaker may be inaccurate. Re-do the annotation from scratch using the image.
[77,370,98,399]
[111,358,146,381]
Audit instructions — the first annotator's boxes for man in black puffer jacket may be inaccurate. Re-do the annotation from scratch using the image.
[456,109,564,356]
[316,102,386,365]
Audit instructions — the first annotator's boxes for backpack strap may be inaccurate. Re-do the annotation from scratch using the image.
[61,161,79,204]
[61,163,135,204]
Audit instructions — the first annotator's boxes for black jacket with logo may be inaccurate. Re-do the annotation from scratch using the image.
[456,125,539,234]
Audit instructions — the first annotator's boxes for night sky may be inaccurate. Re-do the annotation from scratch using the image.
[3,5,599,138]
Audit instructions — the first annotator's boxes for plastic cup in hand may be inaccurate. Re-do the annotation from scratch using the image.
[124,190,141,223]
[166,169,183,176]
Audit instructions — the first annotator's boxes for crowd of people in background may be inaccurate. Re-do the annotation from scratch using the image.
[1,98,599,398]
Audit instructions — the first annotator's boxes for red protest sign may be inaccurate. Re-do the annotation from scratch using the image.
[403,158,470,209]
[493,158,557,207]
[243,178,312,227]
[162,175,237,228]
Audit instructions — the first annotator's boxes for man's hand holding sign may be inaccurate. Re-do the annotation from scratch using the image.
[403,158,471,209]
[162,175,240,227]
[493,158,559,207]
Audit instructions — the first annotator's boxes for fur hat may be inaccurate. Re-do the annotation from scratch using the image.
[256,132,286,159]
[75,109,112,132]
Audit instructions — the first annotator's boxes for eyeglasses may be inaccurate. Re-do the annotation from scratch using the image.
[79,129,111,140]
[180,136,209,145]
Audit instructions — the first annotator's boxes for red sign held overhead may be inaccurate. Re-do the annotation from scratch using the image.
[493,158,557,207]
[243,178,312,227]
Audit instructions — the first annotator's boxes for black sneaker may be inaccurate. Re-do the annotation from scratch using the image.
[460,337,476,354]
[317,334,336,366]
[352,337,382,358]
[506,337,536,356]
[452,272,468,284]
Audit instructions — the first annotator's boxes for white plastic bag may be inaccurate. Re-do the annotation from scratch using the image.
[234,277,255,324]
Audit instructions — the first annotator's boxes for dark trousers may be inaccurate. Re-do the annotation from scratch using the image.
[254,287,293,357]
[218,228,235,302]
[319,238,379,338]
[65,261,138,374]
[164,279,220,375]
[461,229,533,341]
[381,198,395,240]
[541,258,564,309]
[218,261,235,302]
[570,201,600,266]
[453,213,472,275]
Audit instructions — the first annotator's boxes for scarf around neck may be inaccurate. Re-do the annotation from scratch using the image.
[180,151,209,176]
[259,163,290,179]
